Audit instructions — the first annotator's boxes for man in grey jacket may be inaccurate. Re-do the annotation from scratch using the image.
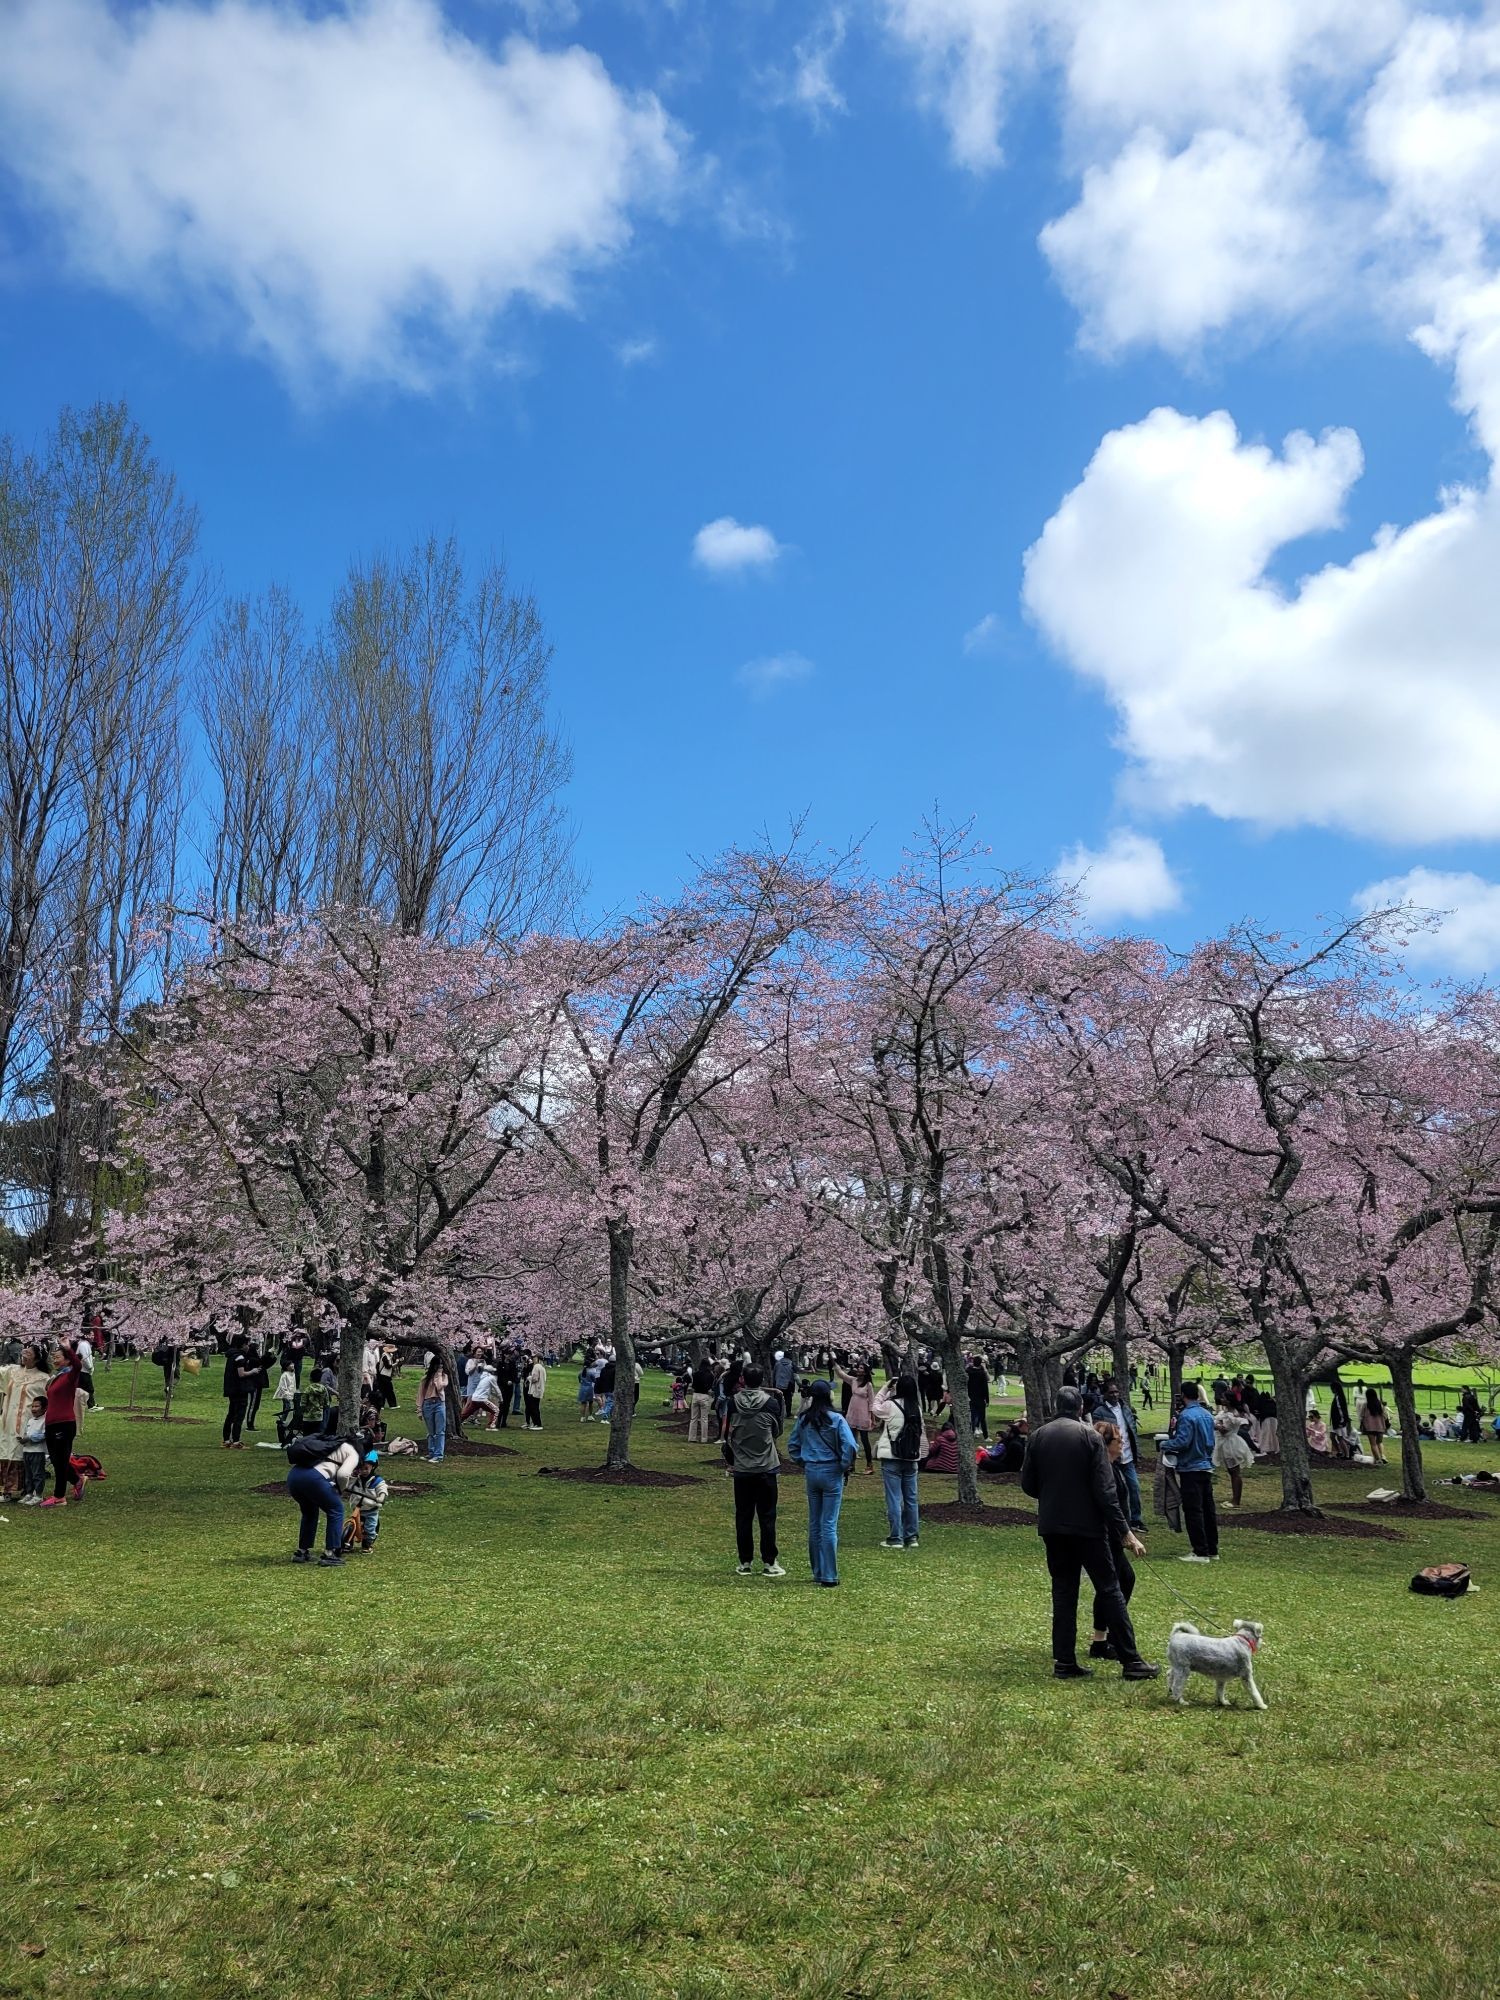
[1021,1388,1159,1681]
[727,1367,785,1577]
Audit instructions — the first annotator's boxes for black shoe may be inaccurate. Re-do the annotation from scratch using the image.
[1088,1640,1117,1660]
[318,1552,345,1567]
[1053,1662,1093,1679]
[1121,1660,1161,1680]
[292,1550,311,1563]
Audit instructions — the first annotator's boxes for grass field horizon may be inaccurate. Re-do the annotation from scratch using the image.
[3,1358,1497,1999]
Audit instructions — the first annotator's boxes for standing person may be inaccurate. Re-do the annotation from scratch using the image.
[242,1342,267,1432]
[74,1326,96,1432]
[1360,1386,1390,1464]
[788,1379,856,1585]
[1254,1389,1280,1458]
[577,1353,600,1422]
[1019,1388,1158,1681]
[1212,1392,1255,1509]
[965,1354,991,1439]
[272,1359,298,1445]
[494,1350,518,1429]
[1328,1380,1354,1459]
[835,1362,877,1472]
[18,1395,48,1504]
[1086,1419,1139,1660]
[373,1347,398,1414]
[509,1361,526,1422]
[772,1349,797,1418]
[1459,1386,1483,1444]
[419,1354,449,1465]
[524,1354,548,1430]
[0,1342,50,1504]
[285,1430,364,1565]
[42,1344,85,1508]
[688,1353,716,1442]
[281,1325,310,1387]
[726,1365,785,1577]
[221,1337,257,1449]
[1090,1376,1144,1530]
[1159,1382,1219,1562]
[872,1374,926,1551]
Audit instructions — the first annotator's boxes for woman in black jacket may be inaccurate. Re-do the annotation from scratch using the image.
[1087,1419,1138,1661]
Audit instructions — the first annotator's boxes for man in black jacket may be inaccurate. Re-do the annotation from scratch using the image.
[1021,1389,1159,1681]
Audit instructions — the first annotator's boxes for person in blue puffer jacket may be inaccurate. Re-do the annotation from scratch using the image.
[1158,1382,1219,1562]
[788,1381,857,1586]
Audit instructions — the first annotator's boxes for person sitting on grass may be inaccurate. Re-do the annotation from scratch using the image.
[919,1417,960,1477]
[977,1420,1028,1476]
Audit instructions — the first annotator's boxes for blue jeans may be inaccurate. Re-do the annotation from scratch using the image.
[805,1465,845,1583]
[422,1396,447,1461]
[1120,1459,1144,1528]
[287,1466,344,1552]
[511,1378,524,1413]
[881,1461,920,1544]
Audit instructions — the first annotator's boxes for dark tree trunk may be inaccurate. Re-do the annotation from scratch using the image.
[1167,1342,1185,1409]
[605,1218,636,1471]
[1386,1347,1426,1502]
[1017,1344,1064,1429]
[1110,1294,1132,1409]
[336,1316,367,1436]
[936,1334,980,1506]
[1265,1339,1319,1514]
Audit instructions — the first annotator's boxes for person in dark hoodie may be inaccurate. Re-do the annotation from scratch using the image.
[726,1365,785,1577]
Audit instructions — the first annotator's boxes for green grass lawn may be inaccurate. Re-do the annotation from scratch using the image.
[2,1363,1498,2000]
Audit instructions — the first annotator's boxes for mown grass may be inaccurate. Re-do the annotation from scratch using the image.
[1,1365,1497,1999]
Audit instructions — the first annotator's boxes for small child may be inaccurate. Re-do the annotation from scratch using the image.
[347,1449,390,1552]
[671,1369,688,1414]
[19,1396,47,1506]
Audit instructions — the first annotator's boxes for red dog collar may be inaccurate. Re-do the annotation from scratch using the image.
[1234,1631,1260,1653]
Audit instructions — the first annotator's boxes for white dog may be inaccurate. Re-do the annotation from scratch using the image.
[1166,1620,1268,1710]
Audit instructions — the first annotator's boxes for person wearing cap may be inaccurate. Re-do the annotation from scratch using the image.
[1020,1387,1159,1681]
[349,1446,390,1552]
[788,1380,857,1584]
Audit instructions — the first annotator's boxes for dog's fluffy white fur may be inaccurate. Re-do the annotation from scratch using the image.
[1166,1620,1268,1709]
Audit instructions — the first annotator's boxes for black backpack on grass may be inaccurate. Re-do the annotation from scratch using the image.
[1410,1563,1471,1597]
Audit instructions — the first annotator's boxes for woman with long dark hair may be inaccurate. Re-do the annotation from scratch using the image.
[41,1342,84,1506]
[872,1374,926,1550]
[419,1354,449,1464]
[1360,1386,1389,1464]
[788,1381,857,1585]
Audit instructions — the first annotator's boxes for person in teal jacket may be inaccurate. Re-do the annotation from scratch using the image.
[788,1380,857,1586]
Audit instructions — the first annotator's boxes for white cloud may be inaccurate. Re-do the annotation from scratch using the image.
[615,335,658,366]
[962,611,1003,653]
[736,652,814,698]
[692,516,785,574]
[1354,867,1500,974]
[1039,121,1331,354]
[1023,404,1500,843]
[1055,829,1182,922]
[769,8,850,121]
[0,0,681,389]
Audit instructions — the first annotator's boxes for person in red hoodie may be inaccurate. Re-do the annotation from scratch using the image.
[42,1343,84,1507]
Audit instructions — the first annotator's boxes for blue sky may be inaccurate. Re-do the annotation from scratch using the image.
[2,1,1499,960]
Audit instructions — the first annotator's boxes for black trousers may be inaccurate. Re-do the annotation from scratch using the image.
[523,1393,542,1427]
[45,1420,76,1500]
[223,1393,249,1443]
[970,1399,988,1437]
[1043,1532,1140,1667]
[1179,1469,1219,1556]
[733,1472,779,1565]
[1092,1541,1136,1631]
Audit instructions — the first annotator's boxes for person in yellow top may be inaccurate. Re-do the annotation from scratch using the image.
[0,1342,51,1505]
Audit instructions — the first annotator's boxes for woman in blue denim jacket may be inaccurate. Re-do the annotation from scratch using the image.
[788,1381,857,1586]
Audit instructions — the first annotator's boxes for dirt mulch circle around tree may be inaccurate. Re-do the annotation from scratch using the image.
[922,1502,1037,1528]
[1218,1509,1403,1539]
[1328,1498,1487,1521]
[441,1435,520,1456]
[536,1464,700,1488]
[252,1480,437,1498]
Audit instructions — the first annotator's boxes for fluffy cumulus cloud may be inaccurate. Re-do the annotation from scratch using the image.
[0,0,681,387]
[1055,829,1182,923]
[692,516,785,574]
[1022,405,1500,842]
[735,652,814,697]
[1354,868,1500,974]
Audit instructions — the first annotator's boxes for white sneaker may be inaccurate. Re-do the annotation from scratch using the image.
[763,1562,787,1577]
[1179,1553,1212,1563]
[735,1562,754,1575]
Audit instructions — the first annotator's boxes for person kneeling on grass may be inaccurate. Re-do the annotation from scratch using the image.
[726,1365,786,1578]
[286,1429,369,1566]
